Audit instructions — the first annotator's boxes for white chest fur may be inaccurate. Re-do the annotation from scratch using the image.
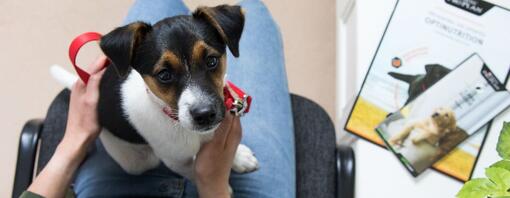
[100,70,213,177]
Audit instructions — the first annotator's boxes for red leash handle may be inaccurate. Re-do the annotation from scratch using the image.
[68,32,107,84]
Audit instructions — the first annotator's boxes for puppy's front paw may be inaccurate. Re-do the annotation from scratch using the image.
[232,144,259,173]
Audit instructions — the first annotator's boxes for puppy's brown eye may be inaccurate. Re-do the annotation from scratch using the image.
[206,56,218,70]
[157,69,174,84]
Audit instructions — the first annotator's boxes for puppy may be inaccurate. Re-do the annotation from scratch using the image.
[53,5,259,182]
[388,64,451,105]
[389,107,456,147]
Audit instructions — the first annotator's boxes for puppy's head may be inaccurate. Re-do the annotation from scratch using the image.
[100,5,244,132]
[431,107,456,134]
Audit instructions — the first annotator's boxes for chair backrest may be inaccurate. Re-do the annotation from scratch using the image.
[290,94,337,198]
[37,89,70,173]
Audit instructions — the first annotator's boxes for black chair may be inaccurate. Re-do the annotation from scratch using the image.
[13,90,355,198]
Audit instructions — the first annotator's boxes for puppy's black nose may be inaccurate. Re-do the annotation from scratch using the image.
[190,105,216,126]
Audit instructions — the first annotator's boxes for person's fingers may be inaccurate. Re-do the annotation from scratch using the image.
[85,69,106,98]
[88,56,108,74]
[72,79,86,94]
[225,116,242,151]
[212,112,235,146]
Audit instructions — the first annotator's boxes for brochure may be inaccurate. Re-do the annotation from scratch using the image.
[344,0,510,181]
[376,54,510,176]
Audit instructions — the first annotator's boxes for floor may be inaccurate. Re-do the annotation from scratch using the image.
[0,0,336,196]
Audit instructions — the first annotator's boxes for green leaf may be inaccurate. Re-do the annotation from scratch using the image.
[497,122,510,160]
[459,122,510,198]
[457,178,497,198]
[492,160,510,172]
[486,167,510,197]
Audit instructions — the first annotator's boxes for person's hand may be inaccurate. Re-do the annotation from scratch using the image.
[27,56,107,197]
[60,56,107,159]
[194,112,242,198]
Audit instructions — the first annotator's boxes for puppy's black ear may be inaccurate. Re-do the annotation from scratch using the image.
[100,22,152,77]
[193,5,245,57]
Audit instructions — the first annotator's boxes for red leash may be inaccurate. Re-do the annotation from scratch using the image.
[68,32,251,117]
[69,32,108,84]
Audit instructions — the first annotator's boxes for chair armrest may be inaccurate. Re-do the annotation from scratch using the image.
[336,145,355,198]
[12,119,44,198]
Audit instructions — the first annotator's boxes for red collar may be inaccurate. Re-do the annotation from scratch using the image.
[69,32,252,121]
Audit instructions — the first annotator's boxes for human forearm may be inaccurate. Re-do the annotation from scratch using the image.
[26,130,92,197]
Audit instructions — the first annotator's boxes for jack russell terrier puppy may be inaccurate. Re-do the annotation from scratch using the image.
[52,5,259,182]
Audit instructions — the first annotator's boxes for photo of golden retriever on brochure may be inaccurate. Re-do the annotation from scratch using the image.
[376,54,510,176]
[386,107,467,173]
[389,107,456,147]
[377,106,468,174]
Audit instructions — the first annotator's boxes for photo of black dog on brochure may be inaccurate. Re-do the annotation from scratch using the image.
[388,64,451,105]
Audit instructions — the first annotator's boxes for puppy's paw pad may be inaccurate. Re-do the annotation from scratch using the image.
[232,144,259,173]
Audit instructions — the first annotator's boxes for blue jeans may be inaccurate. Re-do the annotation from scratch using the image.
[73,0,295,197]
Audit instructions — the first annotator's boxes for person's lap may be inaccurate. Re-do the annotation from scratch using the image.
[73,0,295,197]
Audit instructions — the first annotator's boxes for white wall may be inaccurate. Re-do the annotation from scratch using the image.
[336,0,510,197]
